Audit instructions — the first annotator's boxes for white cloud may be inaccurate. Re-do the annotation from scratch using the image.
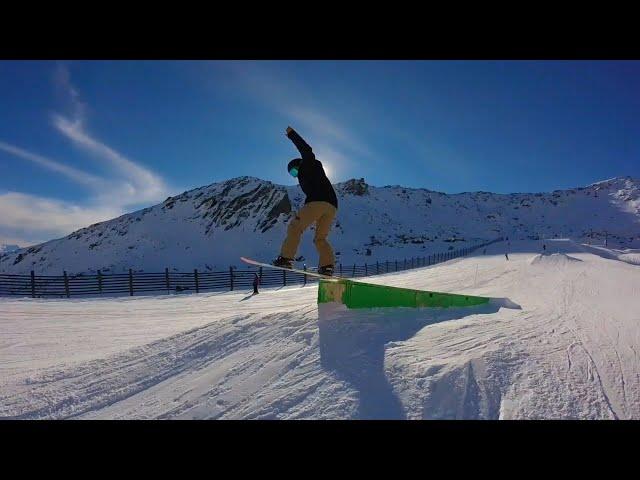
[51,64,169,206]
[214,62,377,178]
[284,106,374,159]
[53,63,87,124]
[51,114,168,205]
[0,140,104,189]
[0,191,120,246]
[0,64,174,247]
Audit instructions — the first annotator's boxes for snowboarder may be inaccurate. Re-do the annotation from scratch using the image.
[253,273,260,294]
[273,126,338,276]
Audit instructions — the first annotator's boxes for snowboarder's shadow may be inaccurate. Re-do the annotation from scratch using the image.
[317,303,501,419]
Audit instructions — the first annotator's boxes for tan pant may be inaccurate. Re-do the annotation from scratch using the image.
[280,201,337,267]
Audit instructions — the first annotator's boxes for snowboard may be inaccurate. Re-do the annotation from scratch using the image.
[240,257,342,280]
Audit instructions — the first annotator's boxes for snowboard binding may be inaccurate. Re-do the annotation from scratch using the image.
[272,256,294,269]
[317,265,334,276]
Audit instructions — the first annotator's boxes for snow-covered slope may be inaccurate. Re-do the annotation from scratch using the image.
[0,244,19,255]
[2,239,638,419]
[2,176,639,275]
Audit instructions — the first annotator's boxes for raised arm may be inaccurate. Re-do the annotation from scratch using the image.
[286,126,315,162]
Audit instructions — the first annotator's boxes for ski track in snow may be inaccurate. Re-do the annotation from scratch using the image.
[1,239,639,419]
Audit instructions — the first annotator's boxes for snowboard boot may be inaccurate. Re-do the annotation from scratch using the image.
[318,265,334,276]
[273,256,294,269]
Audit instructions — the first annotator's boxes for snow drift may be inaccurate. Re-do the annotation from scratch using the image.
[528,252,582,265]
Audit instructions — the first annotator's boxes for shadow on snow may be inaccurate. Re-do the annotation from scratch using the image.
[317,302,503,419]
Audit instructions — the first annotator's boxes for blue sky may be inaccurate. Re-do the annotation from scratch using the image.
[1,60,639,246]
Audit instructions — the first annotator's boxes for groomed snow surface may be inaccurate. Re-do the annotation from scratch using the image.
[1,239,639,419]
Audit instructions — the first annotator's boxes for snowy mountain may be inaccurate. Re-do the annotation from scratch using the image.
[1,175,639,275]
[0,244,19,255]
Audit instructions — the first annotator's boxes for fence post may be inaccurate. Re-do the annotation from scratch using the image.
[404,258,407,269]
[259,266,263,281]
[165,267,170,294]
[30,270,35,298]
[194,269,199,293]
[63,270,70,298]
[303,264,307,286]
[229,267,234,291]
[97,270,103,294]
[365,263,368,276]
[129,269,134,296]
[352,264,356,277]
[395,260,398,271]
[283,269,287,286]
[339,263,343,276]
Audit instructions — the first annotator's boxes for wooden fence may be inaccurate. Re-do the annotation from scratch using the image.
[0,238,503,298]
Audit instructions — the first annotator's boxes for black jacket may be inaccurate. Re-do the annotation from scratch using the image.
[287,129,338,209]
